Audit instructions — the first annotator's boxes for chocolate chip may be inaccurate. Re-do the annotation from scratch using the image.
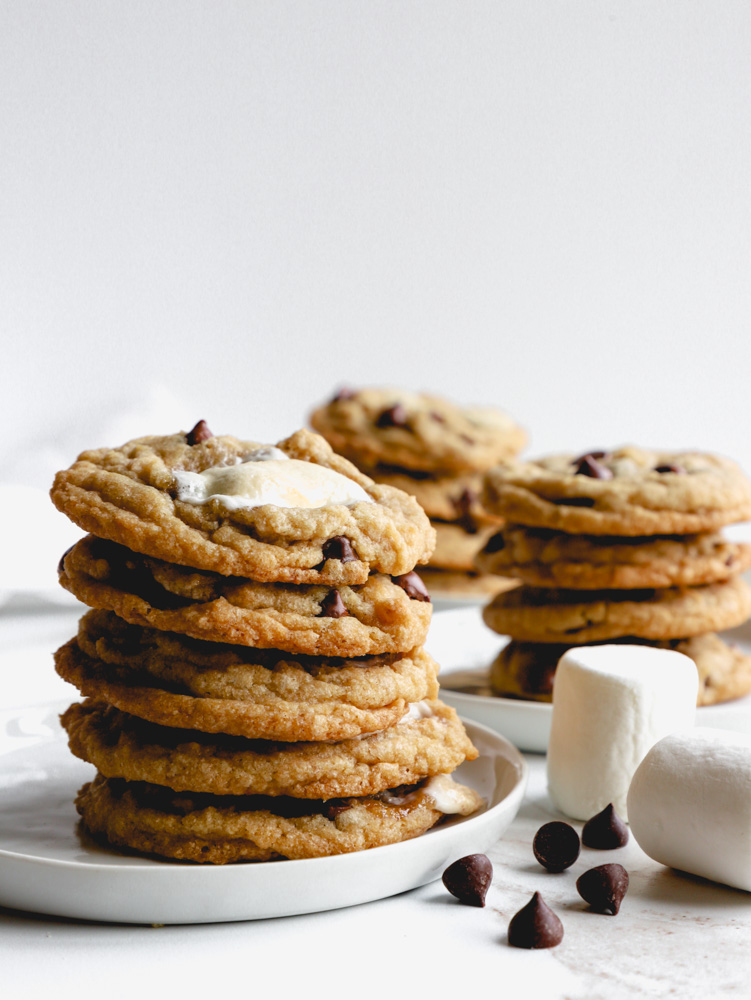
[376,404,408,428]
[392,571,431,602]
[460,433,475,446]
[317,589,349,618]
[533,821,581,872]
[654,463,686,474]
[582,803,629,849]
[572,454,613,479]
[332,387,355,402]
[322,801,351,821]
[57,543,75,576]
[442,854,493,907]
[430,411,446,423]
[507,892,563,949]
[576,863,629,915]
[186,420,213,445]
[321,536,358,564]
[452,489,479,535]
[483,532,506,554]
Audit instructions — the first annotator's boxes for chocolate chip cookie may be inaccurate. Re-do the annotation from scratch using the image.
[483,448,751,536]
[311,387,526,476]
[51,426,435,584]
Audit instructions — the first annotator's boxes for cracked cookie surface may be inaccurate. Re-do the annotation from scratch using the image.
[51,427,434,584]
[59,537,432,656]
[482,447,751,535]
[482,577,751,642]
[62,699,476,799]
[75,772,483,862]
[477,526,751,589]
[311,388,526,475]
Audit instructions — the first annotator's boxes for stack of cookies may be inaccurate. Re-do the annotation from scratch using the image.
[50,422,482,863]
[311,387,527,597]
[475,447,751,706]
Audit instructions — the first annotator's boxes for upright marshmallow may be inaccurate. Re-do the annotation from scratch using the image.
[546,645,697,820]
[628,728,751,892]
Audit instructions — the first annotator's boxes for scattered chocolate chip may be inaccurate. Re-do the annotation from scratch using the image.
[332,386,355,402]
[442,854,493,907]
[317,589,349,618]
[507,892,563,949]
[322,801,351,821]
[483,531,506,554]
[654,464,686,474]
[572,454,613,479]
[576,863,629,915]
[392,571,431,602]
[533,821,581,872]
[376,404,408,428]
[186,420,213,445]
[321,536,358,564]
[582,803,629,849]
[429,411,446,423]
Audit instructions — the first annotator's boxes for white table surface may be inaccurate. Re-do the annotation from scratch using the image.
[2,597,750,1000]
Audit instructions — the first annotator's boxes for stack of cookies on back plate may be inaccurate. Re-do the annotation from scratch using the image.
[50,421,481,863]
[475,447,751,706]
[311,387,526,598]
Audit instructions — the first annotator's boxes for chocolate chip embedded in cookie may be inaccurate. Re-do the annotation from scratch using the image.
[54,610,440,741]
[490,634,751,707]
[61,698,477,799]
[476,525,751,590]
[311,388,526,476]
[50,427,435,585]
[482,578,751,644]
[482,447,751,536]
[75,772,484,863]
[58,537,432,657]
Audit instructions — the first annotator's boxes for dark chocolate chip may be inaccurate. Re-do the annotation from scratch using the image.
[186,420,213,445]
[576,863,629,915]
[582,803,629,849]
[332,386,355,402]
[317,589,349,618]
[452,489,479,535]
[392,571,431,602]
[442,854,493,907]
[321,536,358,564]
[322,801,351,821]
[483,531,506,554]
[654,464,686,475]
[57,543,75,576]
[533,821,581,872]
[507,892,563,949]
[376,404,408,428]
[430,411,446,423]
[572,454,613,479]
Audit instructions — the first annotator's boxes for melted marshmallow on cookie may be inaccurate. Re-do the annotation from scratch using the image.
[174,447,373,511]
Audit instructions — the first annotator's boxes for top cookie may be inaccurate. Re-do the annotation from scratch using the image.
[310,387,526,475]
[50,425,435,584]
[482,447,751,536]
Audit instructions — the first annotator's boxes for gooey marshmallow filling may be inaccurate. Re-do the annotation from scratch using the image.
[173,447,373,511]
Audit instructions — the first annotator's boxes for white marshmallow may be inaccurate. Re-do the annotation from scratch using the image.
[628,728,751,892]
[546,645,697,821]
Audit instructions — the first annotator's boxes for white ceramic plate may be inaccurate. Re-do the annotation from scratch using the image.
[0,705,526,925]
[430,607,751,754]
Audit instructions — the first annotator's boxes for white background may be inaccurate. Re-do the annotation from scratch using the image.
[3,0,751,487]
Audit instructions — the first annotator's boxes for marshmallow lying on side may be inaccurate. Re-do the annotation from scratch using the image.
[547,645,698,821]
[628,728,751,892]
